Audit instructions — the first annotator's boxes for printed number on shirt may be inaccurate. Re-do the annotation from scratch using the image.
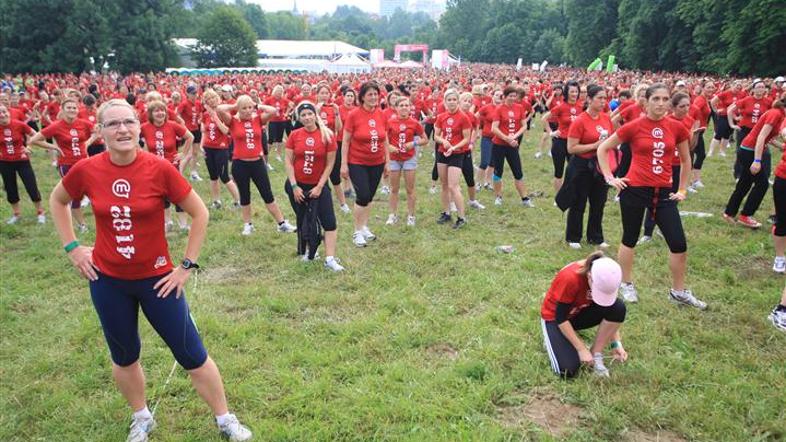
[110,205,135,259]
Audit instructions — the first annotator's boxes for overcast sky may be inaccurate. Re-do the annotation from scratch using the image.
[245,0,377,16]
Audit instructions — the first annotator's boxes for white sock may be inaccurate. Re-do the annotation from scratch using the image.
[215,412,232,426]
[133,406,152,420]
[326,256,335,262]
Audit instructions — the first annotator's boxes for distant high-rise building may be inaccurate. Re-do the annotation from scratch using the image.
[409,0,445,21]
[380,0,408,17]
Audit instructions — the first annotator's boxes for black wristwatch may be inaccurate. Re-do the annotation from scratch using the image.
[181,259,200,270]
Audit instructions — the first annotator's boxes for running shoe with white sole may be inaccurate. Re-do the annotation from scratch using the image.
[773,256,785,273]
[78,223,89,234]
[277,220,297,233]
[406,215,416,226]
[380,185,390,195]
[340,203,351,214]
[37,213,46,224]
[190,171,203,182]
[449,202,457,212]
[592,353,610,378]
[386,214,398,225]
[437,212,452,224]
[620,282,639,303]
[468,199,485,209]
[568,242,581,249]
[218,414,252,442]
[737,215,761,229]
[669,288,707,310]
[596,242,610,249]
[521,197,535,208]
[241,223,254,236]
[637,235,653,245]
[692,180,705,188]
[324,257,345,272]
[352,231,367,247]
[452,217,466,229]
[768,306,786,332]
[211,200,223,210]
[494,196,503,206]
[429,186,437,195]
[361,225,376,241]
[127,416,156,442]
[6,214,20,225]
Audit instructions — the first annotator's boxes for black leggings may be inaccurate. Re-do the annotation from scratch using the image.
[285,181,337,255]
[713,115,732,140]
[431,145,439,181]
[0,160,41,204]
[461,152,475,187]
[424,123,434,140]
[644,166,681,237]
[348,163,384,207]
[620,186,687,253]
[231,158,275,205]
[724,148,771,217]
[541,299,627,378]
[733,127,752,179]
[330,143,343,186]
[692,133,706,170]
[204,147,231,183]
[491,144,524,180]
[616,143,632,178]
[774,177,786,237]
[551,137,569,179]
[565,157,608,244]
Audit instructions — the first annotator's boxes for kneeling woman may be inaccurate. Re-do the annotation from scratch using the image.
[541,252,628,378]
[284,102,345,272]
[49,99,252,442]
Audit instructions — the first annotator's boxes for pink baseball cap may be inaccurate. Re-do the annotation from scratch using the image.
[590,257,622,306]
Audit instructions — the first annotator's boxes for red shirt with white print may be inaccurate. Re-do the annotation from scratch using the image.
[344,106,387,166]
[0,120,34,162]
[41,118,94,166]
[140,121,188,164]
[229,114,270,161]
[285,127,337,185]
[435,110,472,154]
[567,111,613,159]
[386,114,425,162]
[615,116,690,187]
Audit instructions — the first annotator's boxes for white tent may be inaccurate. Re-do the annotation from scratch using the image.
[398,60,423,69]
[329,54,371,74]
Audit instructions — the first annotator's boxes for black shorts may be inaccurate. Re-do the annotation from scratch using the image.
[548,122,558,132]
[190,129,202,144]
[491,144,524,181]
[348,163,384,207]
[268,121,287,143]
[204,147,231,183]
[436,151,465,168]
[619,186,686,253]
[713,115,732,140]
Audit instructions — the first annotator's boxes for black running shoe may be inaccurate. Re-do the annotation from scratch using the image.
[437,212,452,224]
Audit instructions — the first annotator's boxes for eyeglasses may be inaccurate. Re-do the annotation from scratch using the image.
[102,118,139,130]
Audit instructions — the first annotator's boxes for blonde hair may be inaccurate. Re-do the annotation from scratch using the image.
[459,92,473,103]
[633,83,650,100]
[202,89,220,105]
[271,85,284,96]
[96,98,137,124]
[146,100,168,124]
[443,88,459,101]
[298,100,334,145]
[145,91,163,103]
[235,94,255,110]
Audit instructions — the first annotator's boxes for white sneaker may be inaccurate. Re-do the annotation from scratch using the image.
[353,230,367,247]
[127,416,156,442]
[769,307,786,332]
[406,215,416,226]
[267,162,274,171]
[687,185,698,193]
[568,242,581,249]
[340,203,351,214]
[521,198,535,208]
[37,213,46,224]
[380,185,390,195]
[597,242,610,249]
[592,353,610,378]
[474,183,481,192]
[449,202,457,212]
[692,180,705,189]
[613,195,620,203]
[468,199,485,209]
[211,200,223,210]
[6,214,20,225]
[362,225,376,241]
[637,235,653,245]
[277,220,296,233]
[165,220,174,232]
[494,196,503,206]
[773,256,786,274]
[429,186,437,195]
[218,414,252,442]
[78,223,89,234]
[386,214,398,225]
[80,196,91,208]
[190,171,203,182]
[232,201,241,210]
[324,256,345,272]
[276,155,283,162]
[241,223,254,236]
[302,251,320,262]
[669,288,707,310]
[620,282,639,303]
[534,151,542,159]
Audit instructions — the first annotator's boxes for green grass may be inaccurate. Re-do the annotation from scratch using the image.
[1,122,784,441]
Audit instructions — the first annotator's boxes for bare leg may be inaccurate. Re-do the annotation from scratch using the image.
[265,201,285,223]
[774,234,786,257]
[513,179,528,198]
[669,251,687,291]
[590,320,623,354]
[225,180,240,202]
[448,166,465,218]
[187,356,229,416]
[404,170,417,216]
[618,244,635,283]
[241,205,252,224]
[113,361,147,411]
[389,170,401,215]
[438,163,450,212]
[324,230,337,257]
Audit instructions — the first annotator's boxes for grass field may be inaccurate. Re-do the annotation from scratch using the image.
[1,121,784,442]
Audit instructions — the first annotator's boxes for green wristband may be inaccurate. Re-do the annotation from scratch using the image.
[610,340,621,350]
[64,240,79,253]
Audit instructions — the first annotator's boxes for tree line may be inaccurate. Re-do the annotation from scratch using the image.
[1,0,783,76]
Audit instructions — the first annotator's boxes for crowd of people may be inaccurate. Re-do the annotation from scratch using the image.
[2,65,785,440]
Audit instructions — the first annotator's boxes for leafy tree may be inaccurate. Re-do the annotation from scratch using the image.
[268,12,307,40]
[193,6,257,67]
[564,0,618,66]
[235,0,268,39]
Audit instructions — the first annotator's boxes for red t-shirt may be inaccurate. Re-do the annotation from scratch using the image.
[61,151,192,280]
[201,112,230,149]
[338,104,354,142]
[344,106,387,166]
[615,116,690,187]
[387,115,425,161]
[690,95,712,129]
[552,101,583,136]
[285,127,337,185]
[263,97,290,122]
[667,114,695,167]
[229,114,269,161]
[741,108,785,148]
[77,107,104,145]
[318,103,339,132]
[540,262,591,322]
[41,118,94,166]
[567,111,613,159]
[45,101,60,125]
[478,103,498,138]
[0,120,35,162]
[140,121,188,164]
[435,110,472,154]
[735,96,772,129]
[620,103,646,124]
[492,103,527,146]
[547,96,563,123]
[715,89,747,116]
[177,99,202,131]
[423,98,441,124]
[775,121,786,180]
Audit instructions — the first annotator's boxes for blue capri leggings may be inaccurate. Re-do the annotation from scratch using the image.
[89,272,208,370]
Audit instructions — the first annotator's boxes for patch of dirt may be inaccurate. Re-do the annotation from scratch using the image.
[496,393,583,437]
[425,343,459,360]
[737,256,773,279]
[622,429,687,442]
[200,266,246,284]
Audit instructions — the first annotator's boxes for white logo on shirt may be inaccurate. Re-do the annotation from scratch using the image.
[596,126,609,141]
[652,128,664,139]
[305,137,315,147]
[368,119,376,128]
[112,179,131,199]
[69,129,78,136]
[154,256,167,269]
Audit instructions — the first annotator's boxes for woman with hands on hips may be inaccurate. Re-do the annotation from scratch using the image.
[49,99,252,442]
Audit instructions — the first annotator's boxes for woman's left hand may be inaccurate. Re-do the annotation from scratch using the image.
[154,266,192,299]
[612,346,628,362]
[308,184,323,199]
[669,190,687,201]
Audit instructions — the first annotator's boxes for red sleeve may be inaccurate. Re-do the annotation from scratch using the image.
[493,107,502,123]
[763,110,782,126]
[673,120,690,144]
[173,123,187,138]
[61,160,87,201]
[162,159,192,204]
[285,131,296,150]
[567,116,584,139]
[23,123,34,136]
[327,137,337,153]
[40,121,58,138]
[415,122,425,137]
[434,114,443,129]
[615,119,637,143]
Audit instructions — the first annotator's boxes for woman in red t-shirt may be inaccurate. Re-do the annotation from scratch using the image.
[541,251,627,378]
[771,121,786,275]
[315,83,349,213]
[0,103,45,224]
[491,86,534,207]
[727,80,772,179]
[610,83,648,181]
[263,85,292,160]
[723,90,786,229]
[284,101,344,271]
[434,89,472,229]
[458,91,485,210]
[538,84,563,159]
[140,100,194,231]
[340,82,388,247]
[384,96,427,226]
[476,89,502,188]
[560,84,613,248]
[29,96,98,232]
[217,95,295,236]
[200,89,240,209]
[687,80,716,190]
[598,83,707,310]
[48,99,253,442]
[543,80,583,192]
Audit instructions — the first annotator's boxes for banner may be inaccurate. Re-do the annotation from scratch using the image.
[369,49,385,65]
[606,55,616,73]
[587,58,602,71]
[539,60,548,71]
[516,58,523,70]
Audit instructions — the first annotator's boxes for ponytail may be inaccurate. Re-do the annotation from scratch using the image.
[577,251,605,276]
